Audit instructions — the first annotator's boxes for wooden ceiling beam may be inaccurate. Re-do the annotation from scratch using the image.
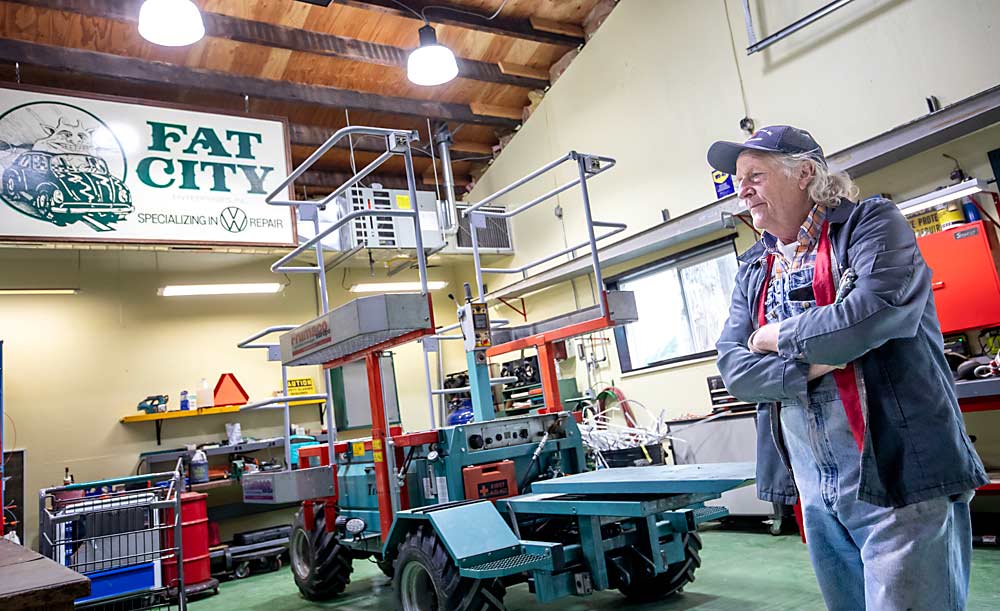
[326,0,585,47]
[528,17,586,39]
[4,0,548,90]
[469,102,523,121]
[0,39,521,128]
[299,169,467,192]
[287,124,491,160]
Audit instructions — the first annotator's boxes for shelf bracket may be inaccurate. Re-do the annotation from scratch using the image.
[498,297,528,322]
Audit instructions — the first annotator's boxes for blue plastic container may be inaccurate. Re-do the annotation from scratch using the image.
[80,562,158,602]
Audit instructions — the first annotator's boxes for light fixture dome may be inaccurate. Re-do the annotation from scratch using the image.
[138,0,206,47]
[407,25,459,86]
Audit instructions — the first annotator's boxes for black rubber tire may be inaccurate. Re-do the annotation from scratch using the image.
[618,531,702,602]
[392,526,506,611]
[290,507,354,600]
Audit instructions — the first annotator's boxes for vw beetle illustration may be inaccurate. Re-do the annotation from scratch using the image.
[2,151,132,225]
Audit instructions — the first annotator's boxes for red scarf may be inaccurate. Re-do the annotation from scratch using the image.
[757,221,866,451]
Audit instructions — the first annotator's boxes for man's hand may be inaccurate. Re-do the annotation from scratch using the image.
[748,322,781,354]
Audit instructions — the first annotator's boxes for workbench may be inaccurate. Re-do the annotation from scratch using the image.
[0,540,89,610]
[956,377,1000,493]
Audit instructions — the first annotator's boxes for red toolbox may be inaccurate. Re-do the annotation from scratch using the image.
[917,221,1000,334]
[463,461,518,501]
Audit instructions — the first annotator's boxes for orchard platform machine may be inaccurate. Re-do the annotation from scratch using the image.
[238,125,754,610]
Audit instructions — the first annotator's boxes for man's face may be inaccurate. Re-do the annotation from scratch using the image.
[735,151,813,238]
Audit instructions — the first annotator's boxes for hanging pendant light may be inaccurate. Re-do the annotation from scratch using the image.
[407,24,459,86]
[138,0,206,47]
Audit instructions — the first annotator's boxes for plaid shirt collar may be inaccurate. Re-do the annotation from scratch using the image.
[761,203,827,267]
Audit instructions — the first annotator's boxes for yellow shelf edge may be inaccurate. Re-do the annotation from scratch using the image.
[120,404,243,424]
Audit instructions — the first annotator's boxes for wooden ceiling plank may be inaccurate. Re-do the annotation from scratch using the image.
[0,38,520,128]
[289,123,489,162]
[449,141,493,155]
[528,17,585,39]
[497,61,549,81]
[469,101,523,121]
[329,0,585,47]
[3,0,548,89]
[301,168,465,192]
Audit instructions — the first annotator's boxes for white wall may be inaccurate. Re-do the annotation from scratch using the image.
[464,0,1000,418]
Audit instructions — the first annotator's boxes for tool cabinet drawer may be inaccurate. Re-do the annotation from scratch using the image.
[917,221,1000,334]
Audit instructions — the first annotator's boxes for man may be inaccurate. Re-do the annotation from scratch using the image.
[709,126,988,610]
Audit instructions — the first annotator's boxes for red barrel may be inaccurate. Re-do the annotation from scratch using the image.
[162,492,211,586]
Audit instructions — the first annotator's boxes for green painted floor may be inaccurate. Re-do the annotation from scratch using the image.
[192,528,1000,610]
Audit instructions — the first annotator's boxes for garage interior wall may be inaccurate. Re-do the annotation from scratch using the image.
[0,247,459,546]
[462,0,1000,420]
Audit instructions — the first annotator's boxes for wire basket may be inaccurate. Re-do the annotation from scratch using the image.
[39,460,186,611]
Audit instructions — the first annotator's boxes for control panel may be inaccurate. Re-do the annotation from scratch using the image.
[461,413,565,452]
[459,301,492,354]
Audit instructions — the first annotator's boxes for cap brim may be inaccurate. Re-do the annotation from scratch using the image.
[706,141,776,175]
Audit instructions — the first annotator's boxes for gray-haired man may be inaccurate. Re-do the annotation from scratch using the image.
[710,126,987,610]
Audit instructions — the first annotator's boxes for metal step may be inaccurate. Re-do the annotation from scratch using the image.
[460,552,551,579]
[692,505,730,524]
[489,290,637,345]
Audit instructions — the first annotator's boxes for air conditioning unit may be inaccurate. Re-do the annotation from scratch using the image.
[298,186,445,253]
[439,203,514,255]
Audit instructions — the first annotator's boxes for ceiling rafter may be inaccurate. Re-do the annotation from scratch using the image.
[0,39,521,128]
[313,0,586,47]
[4,0,549,90]
[299,169,468,192]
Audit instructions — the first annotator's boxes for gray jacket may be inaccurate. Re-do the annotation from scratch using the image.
[716,197,988,507]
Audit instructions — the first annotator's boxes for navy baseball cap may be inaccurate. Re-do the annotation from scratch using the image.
[707,125,826,175]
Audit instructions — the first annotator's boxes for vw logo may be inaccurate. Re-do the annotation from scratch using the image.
[220,207,248,233]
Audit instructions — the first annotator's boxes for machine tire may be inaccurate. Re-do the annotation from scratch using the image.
[393,526,506,611]
[618,531,702,602]
[290,507,354,600]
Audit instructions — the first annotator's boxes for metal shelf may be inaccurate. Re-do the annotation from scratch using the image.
[141,434,329,466]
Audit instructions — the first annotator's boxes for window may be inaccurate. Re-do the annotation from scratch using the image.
[610,241,739,372]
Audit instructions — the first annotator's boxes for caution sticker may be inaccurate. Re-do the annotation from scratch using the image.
[395,194,411,210]
[352,442,365,457]
[373,451,384,463]
[372,439,383,451]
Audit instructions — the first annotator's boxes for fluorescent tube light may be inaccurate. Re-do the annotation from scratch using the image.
[349,281,448,293]
[896,178,987,216]
[158,283,284,297]
[0,289,79,295]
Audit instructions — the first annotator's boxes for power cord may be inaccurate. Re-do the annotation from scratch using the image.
[387,0,511,24]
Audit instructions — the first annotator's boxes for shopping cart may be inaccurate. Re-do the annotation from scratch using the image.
[39,459,186,610]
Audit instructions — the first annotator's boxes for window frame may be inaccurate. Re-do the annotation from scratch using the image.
[607,237,739,373]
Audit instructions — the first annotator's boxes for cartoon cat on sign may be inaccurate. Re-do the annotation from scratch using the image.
[32,117,97,154]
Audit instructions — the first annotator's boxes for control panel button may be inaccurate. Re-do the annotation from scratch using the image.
[468,435,484,450]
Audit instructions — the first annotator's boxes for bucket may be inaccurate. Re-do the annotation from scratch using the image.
[602,444,665,468]
[938,203,966,230]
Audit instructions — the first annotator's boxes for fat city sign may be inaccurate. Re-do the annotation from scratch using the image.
[0,85,296,246]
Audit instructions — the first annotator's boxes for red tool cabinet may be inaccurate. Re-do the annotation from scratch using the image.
[917,221,1000,334]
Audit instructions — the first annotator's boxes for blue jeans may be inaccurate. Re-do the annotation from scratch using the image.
[780,377,974,610]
